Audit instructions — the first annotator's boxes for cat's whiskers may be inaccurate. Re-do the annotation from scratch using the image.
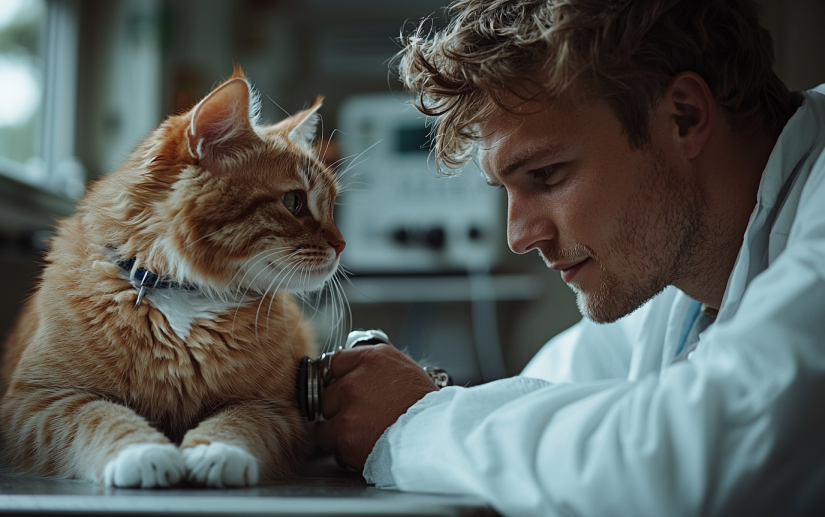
[338,271,352,327]
[336,140,382,179]
[266,259,312,329]
[286,256,344,353]
[339,156,372,177]
[335,181,371,196]
[229,246,295,295]
[338,265,371,299]
[266,95,292,118]
[330,264,374,350]
[322,128,342,165]
[327,152,359,176]
[298,274,326,316]
[333,273,352,353]
[315,270,347,353]
[234,248,300,301]
[297,260,311,292]
[317,115,325,172]
[230,251,288,306]
[250,259,298,338]
[255,258,304,336]
[334,158,374,196]
[326,277,342,353]
[229,248,298,334]
[238,247,298,288]
[326,274,341,352]
[337,275,352,351]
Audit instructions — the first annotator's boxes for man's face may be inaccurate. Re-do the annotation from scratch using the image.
[479,97,705,323]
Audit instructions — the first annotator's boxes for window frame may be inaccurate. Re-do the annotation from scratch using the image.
[0,0,83,201]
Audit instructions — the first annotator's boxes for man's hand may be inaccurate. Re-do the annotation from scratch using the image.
[314,344,438,471]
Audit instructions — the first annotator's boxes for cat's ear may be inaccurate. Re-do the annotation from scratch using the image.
[288,100,322,148]
[187,77,261,170]
[267,97,323,149]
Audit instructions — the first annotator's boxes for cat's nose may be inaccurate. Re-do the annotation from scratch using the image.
[329,239,346,257]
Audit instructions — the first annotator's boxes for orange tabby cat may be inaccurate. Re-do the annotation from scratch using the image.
[0,67,345,488]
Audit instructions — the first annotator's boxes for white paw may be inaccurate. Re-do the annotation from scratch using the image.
[181,442,259,488]
[102,443,185,488]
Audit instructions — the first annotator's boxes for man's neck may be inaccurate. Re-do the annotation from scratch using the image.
[675,127,779,310]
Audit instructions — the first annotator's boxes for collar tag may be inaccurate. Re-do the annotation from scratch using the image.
[134,269,152,308]
[117,257,197,309]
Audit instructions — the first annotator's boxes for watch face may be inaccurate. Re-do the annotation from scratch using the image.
[344,329,392,349]
[424,367,453,389]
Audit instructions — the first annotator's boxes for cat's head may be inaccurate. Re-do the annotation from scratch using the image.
[90,67,345,297]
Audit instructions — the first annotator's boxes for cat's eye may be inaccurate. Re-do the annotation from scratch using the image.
[281,191,304,216]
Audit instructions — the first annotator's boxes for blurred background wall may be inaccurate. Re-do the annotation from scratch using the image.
[1,0,824,385]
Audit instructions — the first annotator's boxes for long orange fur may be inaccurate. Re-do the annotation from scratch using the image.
[0,67,344,485]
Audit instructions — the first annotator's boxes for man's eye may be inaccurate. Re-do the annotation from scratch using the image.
[281,191,304,215]
[529,164,560,184]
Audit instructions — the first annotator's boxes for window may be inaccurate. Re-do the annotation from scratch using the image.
[0,0,83,199]
[0,0,44,172]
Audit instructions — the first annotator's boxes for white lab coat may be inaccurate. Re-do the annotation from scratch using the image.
[363,85,825,517]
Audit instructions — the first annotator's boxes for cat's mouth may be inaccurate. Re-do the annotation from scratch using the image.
[259,258,339,292]
[308,259,339,277]
[265,259,338,271]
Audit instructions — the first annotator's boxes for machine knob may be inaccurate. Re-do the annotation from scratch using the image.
[426,227,445,249]
[393,228,409,244]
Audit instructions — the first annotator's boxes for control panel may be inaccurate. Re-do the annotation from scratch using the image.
[335,93,505,274]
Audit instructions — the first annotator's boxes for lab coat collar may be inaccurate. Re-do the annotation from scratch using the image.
[716,87,825,324]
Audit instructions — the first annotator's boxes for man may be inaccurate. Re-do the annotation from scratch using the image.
[315,1,825,515]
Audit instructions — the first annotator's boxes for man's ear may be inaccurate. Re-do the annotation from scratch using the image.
[662,72,715,160]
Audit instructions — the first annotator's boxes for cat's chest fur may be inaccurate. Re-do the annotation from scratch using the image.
[139,284,241,341]
[114,286,298,438]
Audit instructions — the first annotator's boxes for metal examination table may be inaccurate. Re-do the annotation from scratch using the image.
[0,456,498,516]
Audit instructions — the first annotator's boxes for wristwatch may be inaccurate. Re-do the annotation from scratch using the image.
[345,330,453,388]
[297,329,453,421]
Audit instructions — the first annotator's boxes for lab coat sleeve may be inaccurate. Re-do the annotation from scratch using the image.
[521,287,679,383]
[520,320,629,382]
[363,170,825,516]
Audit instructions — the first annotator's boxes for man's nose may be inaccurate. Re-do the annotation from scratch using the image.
[507,193,556,254]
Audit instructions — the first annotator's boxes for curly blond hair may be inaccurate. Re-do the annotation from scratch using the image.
[399,0,796,170]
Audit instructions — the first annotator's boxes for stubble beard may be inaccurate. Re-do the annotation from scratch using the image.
[552,148,707,324]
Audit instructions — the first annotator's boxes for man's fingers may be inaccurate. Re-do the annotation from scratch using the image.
[330,343,402,378]
[313,344,439,472]
[320,378,344,420]
[329,347,367,378]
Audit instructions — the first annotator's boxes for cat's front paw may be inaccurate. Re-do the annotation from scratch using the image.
[181,442,259,488]
[102,443,185,488]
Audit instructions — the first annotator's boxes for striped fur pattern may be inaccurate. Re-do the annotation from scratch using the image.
[0,68,345,487]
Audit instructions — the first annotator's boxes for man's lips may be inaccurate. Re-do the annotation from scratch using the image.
[549,258,589,283]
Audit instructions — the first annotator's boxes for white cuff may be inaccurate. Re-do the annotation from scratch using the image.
[362,388,457,487]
